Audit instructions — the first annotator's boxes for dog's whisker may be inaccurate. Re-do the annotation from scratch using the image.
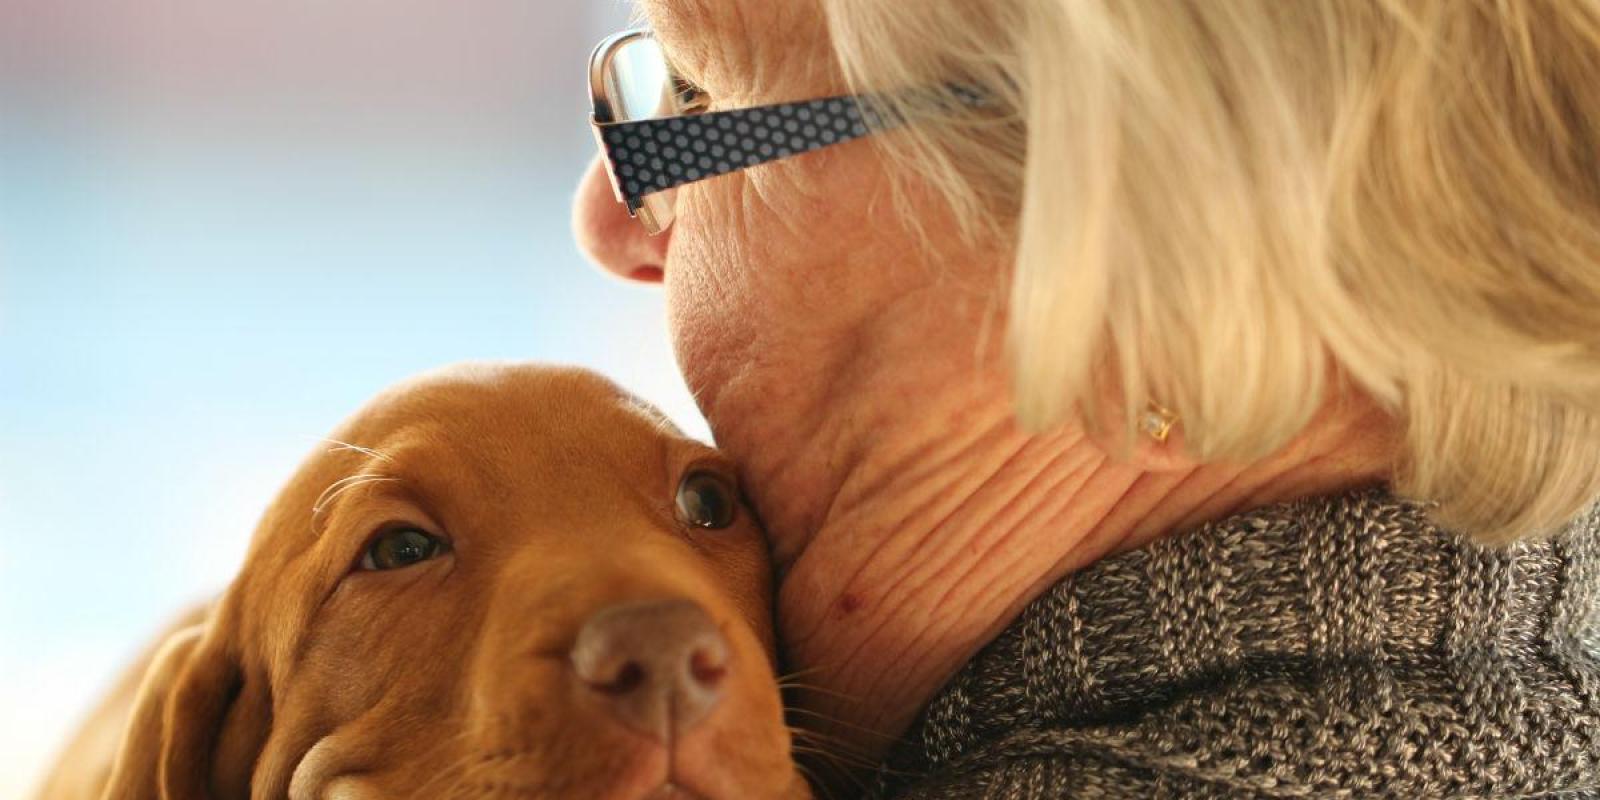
[310,474,399,517]
[790,738,882,772]
[790,741,875,774]
[312,472,393,505]
[316,437,396,464]
[788,723,891,770]
[776,663,831,681]
[311,474,368,510]
[790,721,920,783]
[778,681,863,703]
[793,727,917,779]
[789,735,893,774]
[789,727,886,756]
[785,706,902,743]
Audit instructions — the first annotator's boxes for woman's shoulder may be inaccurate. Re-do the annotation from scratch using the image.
[872,488,1600,799]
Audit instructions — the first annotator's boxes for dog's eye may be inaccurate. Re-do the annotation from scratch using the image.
[361,527,445,570]
[675,470,737,529]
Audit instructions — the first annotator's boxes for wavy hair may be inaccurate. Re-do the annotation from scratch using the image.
[823,0,1600,543]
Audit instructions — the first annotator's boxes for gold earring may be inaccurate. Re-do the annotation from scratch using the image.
[1140,401,1178,443]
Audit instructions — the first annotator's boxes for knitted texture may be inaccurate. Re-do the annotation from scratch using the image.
[871,488,1600,799]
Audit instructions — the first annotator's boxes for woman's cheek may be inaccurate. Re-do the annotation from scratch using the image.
[661,154,920,417]
[664,219,762,400]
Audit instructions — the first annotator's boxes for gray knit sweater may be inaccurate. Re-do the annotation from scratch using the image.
[871,488,1600,798]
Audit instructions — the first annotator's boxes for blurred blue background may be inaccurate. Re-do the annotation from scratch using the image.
[0,2,711,793]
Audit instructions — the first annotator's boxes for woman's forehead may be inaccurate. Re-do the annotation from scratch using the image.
[635,0,760,64]
[636,0,734,42]
[633,0,827,97]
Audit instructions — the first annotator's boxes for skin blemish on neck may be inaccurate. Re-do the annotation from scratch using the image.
[836,592,864,617]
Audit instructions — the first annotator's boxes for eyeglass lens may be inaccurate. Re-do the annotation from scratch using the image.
[604,36,677,122]
[601,34,681,232]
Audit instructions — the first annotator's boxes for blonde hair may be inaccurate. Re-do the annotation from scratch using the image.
[823,0,1600,543]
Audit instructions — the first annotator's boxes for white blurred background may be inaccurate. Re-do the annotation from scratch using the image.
[0,2,712,794]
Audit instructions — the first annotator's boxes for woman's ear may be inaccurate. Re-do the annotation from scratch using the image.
[101,605,269,800]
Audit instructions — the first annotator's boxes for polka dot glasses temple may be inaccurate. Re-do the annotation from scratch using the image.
[588,29,894,235]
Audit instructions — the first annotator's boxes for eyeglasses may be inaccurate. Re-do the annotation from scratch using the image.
[587,29,896,235]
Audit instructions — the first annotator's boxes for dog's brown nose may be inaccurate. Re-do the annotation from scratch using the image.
[570,599,730,742]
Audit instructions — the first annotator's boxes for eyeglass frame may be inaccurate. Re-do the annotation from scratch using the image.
[588,28,900,235]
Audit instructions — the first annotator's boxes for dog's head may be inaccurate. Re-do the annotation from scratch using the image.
[104,363,806,799]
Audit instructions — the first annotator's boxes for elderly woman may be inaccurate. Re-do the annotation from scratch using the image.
[575,1,1600,797]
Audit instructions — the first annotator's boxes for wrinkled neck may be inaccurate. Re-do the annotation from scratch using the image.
[755,375,1395,791]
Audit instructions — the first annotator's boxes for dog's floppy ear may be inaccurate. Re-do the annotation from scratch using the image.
[101,606,272,800]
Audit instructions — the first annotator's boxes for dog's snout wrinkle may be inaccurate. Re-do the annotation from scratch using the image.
[571,599,730,744]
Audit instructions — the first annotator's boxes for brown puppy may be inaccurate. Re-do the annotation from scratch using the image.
[56,363,809,799]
